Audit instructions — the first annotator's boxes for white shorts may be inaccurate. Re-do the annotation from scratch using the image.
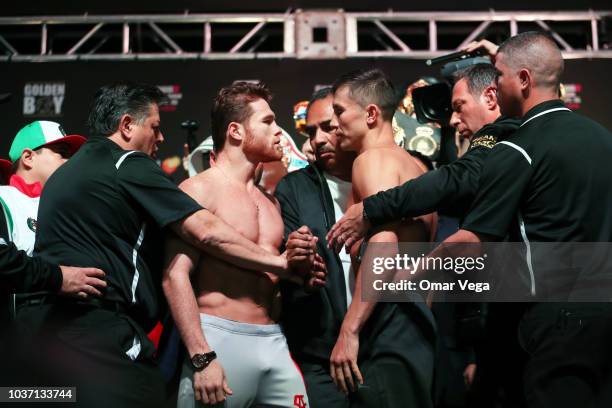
[178,314,309,408]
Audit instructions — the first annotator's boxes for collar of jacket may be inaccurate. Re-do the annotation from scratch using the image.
[303,163,337,231]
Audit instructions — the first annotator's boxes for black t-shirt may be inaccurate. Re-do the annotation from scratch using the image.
[462,100,612,296]
[34,137,202,330]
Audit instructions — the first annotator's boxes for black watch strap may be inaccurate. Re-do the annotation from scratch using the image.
[191,351,217,371]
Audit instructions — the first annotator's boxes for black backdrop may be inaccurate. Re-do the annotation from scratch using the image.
[1,58,611,163]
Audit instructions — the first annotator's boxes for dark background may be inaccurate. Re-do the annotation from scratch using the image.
[2,58,610,162]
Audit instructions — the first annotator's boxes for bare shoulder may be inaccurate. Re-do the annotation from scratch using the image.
[396,149,426,180]
[352,147,404,198]
[178,168,221,207]
[352,148,388,171]
[353,146,412,173]
[256,185,281,212]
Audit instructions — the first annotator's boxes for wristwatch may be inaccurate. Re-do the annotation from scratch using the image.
[191,351,217,371]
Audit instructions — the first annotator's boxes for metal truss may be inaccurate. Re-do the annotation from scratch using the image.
[0,10,610,62]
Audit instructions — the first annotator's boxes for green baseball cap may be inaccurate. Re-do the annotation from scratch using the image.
[8,120,86,162]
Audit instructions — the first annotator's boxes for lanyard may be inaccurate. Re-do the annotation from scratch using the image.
[520,107,571,128]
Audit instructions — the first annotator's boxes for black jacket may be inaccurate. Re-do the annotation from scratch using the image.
[274,164,349,362]
[275,165,437,364]
[364,116,521,225]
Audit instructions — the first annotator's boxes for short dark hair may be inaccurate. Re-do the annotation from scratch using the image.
[453,63,497,96]
[332,68,397,122]
[306,87,333,117]
[497,31,564,91]
[309,87,333,106]
[86,83,167,138]
[211,81,272,152]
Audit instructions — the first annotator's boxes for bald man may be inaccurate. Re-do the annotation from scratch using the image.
[439,32,612,408]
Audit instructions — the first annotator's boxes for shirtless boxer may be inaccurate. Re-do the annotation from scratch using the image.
[328,69,437,408]
[164,82,324,408]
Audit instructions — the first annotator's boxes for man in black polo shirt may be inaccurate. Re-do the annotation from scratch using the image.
[11,83,310,408]
[434,32,612,407]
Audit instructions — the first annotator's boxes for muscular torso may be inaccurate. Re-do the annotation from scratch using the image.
[186,167,284,324]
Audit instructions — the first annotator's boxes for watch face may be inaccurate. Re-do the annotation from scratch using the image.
[191,351,216,371]
[192,354,207,369]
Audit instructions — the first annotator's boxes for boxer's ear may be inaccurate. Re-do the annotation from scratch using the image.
[365,104,381,126]
[227,122,244,142]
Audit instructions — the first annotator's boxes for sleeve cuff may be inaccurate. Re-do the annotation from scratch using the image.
[48,263,63,292]
[159,204,204,229]
[363,194,387,227]
[461,223,505,241]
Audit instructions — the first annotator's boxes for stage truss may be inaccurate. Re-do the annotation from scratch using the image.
[0,10,610,62]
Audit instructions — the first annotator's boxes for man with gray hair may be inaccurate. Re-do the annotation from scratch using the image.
[11,82,314,408]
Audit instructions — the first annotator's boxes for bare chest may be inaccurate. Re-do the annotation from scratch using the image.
[208,186,284,251]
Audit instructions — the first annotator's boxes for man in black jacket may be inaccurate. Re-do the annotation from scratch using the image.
[275,87,356,407]
[326,64,519,250]
[1,238,108,386]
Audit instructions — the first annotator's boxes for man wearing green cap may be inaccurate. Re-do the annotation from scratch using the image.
[0,120,85,255]
[0,121,91,325]
[0,123,106,298]
[1,122,107,370]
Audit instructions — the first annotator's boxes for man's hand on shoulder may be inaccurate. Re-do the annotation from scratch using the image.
[59,265,107,299]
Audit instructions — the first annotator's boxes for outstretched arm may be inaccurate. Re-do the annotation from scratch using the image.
[172,209,290,277]
[170,176,292,278]
[327,144,492,252]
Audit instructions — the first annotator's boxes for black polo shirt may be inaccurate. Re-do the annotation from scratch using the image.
[462,100,612,296]
[34,137,202,330]
[463,99,612,241]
